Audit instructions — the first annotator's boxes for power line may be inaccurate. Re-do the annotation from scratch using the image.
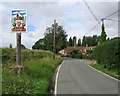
[83,4,120,36]
[104,10,120,19]
[105,18,120,22]
[85,21,101,35]
[85,9,120,36]
[83,0,100,26]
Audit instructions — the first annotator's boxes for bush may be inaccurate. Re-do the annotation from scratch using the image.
[2,48,16,65]
[67,49,83,59]
[86,49,93,54]
[92,37,120,72]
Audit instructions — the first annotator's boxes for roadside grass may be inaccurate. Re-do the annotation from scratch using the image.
[2,48,63,95]
[90,63,120,80]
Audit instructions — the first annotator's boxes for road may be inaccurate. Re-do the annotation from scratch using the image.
[57,58,119,95]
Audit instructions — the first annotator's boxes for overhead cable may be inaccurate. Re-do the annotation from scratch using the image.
[83,0,100,26]
[85,21,101,35]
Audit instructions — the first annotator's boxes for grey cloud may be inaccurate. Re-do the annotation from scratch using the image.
[1,1,119,49]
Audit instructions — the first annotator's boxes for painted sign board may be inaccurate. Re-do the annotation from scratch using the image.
[11,10,27,32]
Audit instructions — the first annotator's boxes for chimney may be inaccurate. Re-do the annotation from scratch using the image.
[98,41,100,45]
[75,43,77,47]
[74,43,77,47]
[86,44,88,47]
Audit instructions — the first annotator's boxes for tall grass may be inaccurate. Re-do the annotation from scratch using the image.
[2,48,63,95]
[90,63,120,80]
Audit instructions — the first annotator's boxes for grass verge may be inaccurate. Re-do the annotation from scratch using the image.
[2,48,63,95]
[90,63,120,80]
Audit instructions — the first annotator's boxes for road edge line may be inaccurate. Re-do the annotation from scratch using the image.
[88,64,119,82]
[54,60,65,95]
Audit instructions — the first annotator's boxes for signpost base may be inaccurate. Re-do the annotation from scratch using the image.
[9,66,28,74]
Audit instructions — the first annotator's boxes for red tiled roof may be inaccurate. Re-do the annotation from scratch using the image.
[65,46,86,54]
[65,46,96,54]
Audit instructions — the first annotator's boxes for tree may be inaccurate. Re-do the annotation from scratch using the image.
[21,44,26,49]
[92,35,98,46]
[100,23,107,43]
[107,37,110,41]
[78,38,81,46]
[9,44,12,48]
[69,37,73,46]
[82,35,100,47]
[82,36,86,46]
[73,36,77,46]
[32,23,68,54]
[32,38,45,50]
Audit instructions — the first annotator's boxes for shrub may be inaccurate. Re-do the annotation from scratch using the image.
[92,37,120,72]
[86,49,93,54]
[67,49,83,59]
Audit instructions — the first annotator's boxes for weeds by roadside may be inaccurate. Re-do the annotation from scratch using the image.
[90,63,120,80]
[2,48,63,95]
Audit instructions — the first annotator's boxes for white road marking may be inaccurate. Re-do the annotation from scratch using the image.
[88,64,119,81]
[54,60,65,95]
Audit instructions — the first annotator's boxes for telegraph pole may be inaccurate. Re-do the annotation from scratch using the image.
[53,20,56,59]
[101,18,105,32]
[16,33,21,66]
[101,18,104,25]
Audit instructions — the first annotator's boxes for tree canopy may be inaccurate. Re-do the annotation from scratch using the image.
[69,37,73,46]
[82,35,100,47]
[78,38,81,46]
[21,44,26,49]
[73,36,77,46]
[100,23,107,43]
[32,23,68,54]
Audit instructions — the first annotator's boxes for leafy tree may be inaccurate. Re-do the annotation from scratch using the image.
[107,37,110,41]
[97,36,101,41]
[32,38,45,50]
[82,36,86,46]
[21,44,26,49]
[78,38,81,46]
[69,37,73,46]
[100,23,107,43]
[9,44,12,48]
[82,35,100,47]
[73,36,77,46]
[32,23,68,54]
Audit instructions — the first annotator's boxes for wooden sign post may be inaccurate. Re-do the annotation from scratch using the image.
[16,33,21,66]
[11,10,27,68]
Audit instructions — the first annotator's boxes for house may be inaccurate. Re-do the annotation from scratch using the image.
[60,41,100,56]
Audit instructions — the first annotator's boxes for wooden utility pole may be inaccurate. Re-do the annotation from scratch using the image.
[101,18,104,25]
[16,33,21,66]
[101,18,105,32]
[53,20,56,59]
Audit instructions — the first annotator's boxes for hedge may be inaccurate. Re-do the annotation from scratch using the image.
[92,37,120,72]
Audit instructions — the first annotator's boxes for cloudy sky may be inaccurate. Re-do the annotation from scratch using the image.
[0,0,119,49]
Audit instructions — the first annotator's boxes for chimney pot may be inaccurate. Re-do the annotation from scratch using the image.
[98,41,100,45]
[86,44,88,47]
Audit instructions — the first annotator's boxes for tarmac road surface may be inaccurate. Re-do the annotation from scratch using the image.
[56,58,119,95]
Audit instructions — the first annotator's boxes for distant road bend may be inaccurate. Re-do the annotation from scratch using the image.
[56,58,119,95]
